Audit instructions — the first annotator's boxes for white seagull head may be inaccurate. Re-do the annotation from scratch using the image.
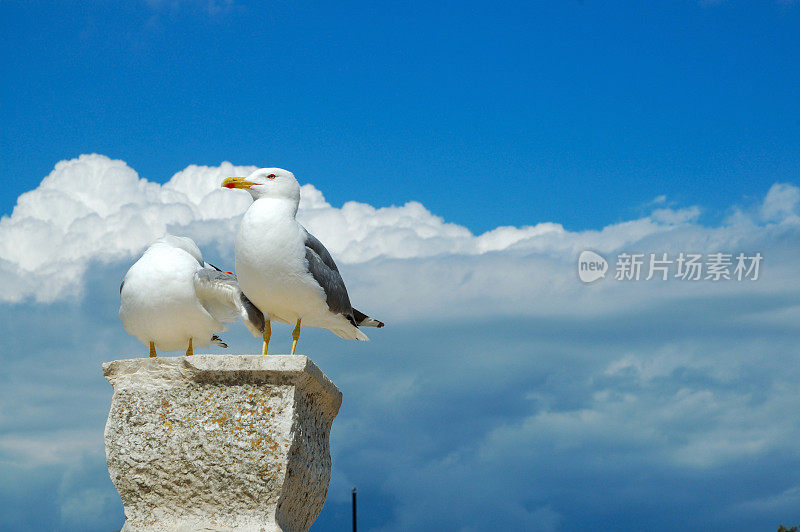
[222,167,300,203]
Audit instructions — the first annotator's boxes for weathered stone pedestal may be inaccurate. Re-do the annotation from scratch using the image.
[103,355,342,532]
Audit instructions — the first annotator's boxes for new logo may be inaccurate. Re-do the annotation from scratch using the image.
[578,250,608,283]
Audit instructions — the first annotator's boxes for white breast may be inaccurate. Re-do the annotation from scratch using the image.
[235,199,329,325]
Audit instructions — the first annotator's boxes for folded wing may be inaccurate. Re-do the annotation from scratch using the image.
[303,230,355,321]
[194,267,265,337]
[303,229,385,330]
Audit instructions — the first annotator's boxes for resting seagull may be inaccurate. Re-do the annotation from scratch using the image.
[119,234,265,357]
[222,168,384,355]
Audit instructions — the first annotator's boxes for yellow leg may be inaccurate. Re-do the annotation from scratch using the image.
[261,320,271,355]
[290,319,301,355]
[185,337,193,357]
[149,341,157,358]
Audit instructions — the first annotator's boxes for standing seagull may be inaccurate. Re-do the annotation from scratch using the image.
[222,168,384,355]
[119,234,265,357]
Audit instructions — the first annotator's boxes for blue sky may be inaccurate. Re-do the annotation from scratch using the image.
[3,0,799,231]
[1,1,800,531]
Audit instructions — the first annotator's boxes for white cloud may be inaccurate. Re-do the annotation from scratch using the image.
[3,154,797,307]
[0,155,255,302]
[0,429,97,467]
[761,182,800,223]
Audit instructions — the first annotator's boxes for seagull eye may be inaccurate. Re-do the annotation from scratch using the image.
[267,174,277,180]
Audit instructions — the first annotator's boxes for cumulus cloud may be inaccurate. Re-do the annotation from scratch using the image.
[0,155,252,302]
[0,154,561,302]
[3,154,797,307]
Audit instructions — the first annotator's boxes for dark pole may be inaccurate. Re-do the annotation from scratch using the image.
[352,487,357,532]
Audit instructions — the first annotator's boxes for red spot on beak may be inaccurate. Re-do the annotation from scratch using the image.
[225,271,233,275]
[224,182,236,189]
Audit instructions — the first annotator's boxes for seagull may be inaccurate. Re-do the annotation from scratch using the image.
[222,168,384,355]
[119,234,265,357]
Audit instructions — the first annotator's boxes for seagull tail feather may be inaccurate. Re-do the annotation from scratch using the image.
[331,326,370,341]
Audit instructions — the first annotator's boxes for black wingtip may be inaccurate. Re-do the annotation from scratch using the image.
[352,308,385,328]
[211,334,229,349]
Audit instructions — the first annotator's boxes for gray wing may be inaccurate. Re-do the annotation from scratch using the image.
[193,268,265,337]
[193,268,242,324]
[303,229,356,324]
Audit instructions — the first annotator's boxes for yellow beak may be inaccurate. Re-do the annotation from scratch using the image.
[222,177,257,189]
